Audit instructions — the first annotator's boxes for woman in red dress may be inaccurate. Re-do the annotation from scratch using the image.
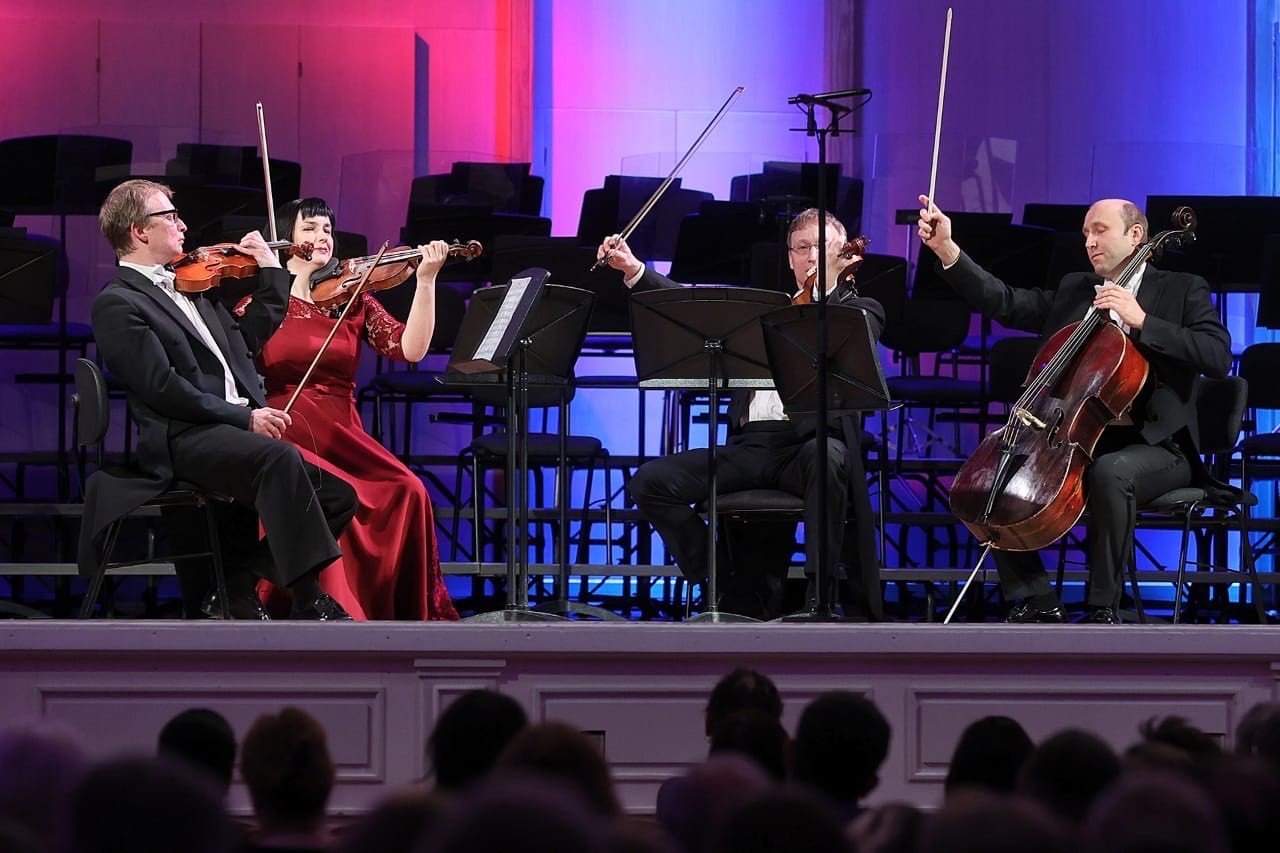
[243,197,458,620]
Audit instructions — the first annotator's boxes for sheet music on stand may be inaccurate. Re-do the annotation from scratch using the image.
[451,269,548,374]
[474,276,531,362]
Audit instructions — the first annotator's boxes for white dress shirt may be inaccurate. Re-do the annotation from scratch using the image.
[119,261,248,406]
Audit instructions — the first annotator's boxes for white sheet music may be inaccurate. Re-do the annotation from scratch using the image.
[474,276,530,361]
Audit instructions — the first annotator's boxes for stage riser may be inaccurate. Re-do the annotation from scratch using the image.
[0,622,1276,814]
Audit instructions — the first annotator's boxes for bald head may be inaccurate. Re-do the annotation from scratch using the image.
[1082,198,1147,278]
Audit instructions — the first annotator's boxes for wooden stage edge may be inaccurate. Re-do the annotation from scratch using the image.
[1,621,1277,814]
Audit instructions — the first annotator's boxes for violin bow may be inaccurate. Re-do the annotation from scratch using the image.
[925,8,953,213]
[591,85,746,271]
[256,102,278,242]
[283,241,390,414]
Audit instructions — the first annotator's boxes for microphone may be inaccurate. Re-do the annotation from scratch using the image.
[787,88,872,105]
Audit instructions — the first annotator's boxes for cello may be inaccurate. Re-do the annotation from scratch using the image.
[948,206,1198,555]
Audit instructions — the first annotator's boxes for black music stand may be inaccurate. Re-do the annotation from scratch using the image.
[630,286,790,623]
[760,303,895,620]
[447,273,599,622]
[785,86,871,622]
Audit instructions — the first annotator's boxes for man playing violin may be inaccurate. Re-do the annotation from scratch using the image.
[82,179,358,620]
[917,196,1231,624]
[598,208,887,619]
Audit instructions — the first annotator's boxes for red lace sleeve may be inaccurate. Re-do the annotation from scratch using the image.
[232,295,253,317]
[362,293,407,360]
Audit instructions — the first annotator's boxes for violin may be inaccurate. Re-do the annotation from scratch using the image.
[172,241,314,293]
[792,235,869,304]
[308,240,483,310]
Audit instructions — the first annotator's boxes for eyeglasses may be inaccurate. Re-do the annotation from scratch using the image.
[788,242,824,255]
[146,209,181,226]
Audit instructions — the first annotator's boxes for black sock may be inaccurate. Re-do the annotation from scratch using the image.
[1028,592,1059,608]
[289,573,322,601]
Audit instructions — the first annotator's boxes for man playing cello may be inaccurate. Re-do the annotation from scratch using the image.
[917,196,1231,623]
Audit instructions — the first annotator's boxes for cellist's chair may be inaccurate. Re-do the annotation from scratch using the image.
[1234,342,1280,585]
[1131,375,1266,623]
[73,359,231,619]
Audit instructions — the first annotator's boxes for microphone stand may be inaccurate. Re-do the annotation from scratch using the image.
[780,89,866,622]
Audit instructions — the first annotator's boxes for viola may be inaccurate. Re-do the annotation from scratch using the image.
[308,240,483,310]
[172,241,314,293]
[792,235,869,304]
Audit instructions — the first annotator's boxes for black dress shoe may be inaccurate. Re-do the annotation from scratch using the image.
[1083,606,1121,624]
[1005,599,1068,623]
[291,591,353,621]
[201,588,270,621]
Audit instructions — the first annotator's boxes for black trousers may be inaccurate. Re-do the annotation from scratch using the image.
[993,437,1192,609]
[628,422,848,581]
[167,423,357,589]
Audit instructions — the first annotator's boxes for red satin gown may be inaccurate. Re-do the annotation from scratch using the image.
[243,293,459,621]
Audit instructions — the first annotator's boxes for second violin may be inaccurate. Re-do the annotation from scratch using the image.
[308,241,483,309]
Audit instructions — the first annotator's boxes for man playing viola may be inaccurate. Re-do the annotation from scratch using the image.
[598,208,886,619]
[917,196,1231,623]
[81,179,358,620]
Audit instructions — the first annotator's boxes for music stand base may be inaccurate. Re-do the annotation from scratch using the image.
[464,607,566,624]
[775,606,859,623]
[688,609,760,624]
[534,600,628,621]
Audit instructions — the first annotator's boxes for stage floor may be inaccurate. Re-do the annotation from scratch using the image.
[1,620,1277,814]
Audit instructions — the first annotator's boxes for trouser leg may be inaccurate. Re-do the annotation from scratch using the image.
[1085,442,1191,608]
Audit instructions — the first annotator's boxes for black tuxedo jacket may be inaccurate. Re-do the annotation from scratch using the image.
[940,252,1231,452]
[80,265,288,570]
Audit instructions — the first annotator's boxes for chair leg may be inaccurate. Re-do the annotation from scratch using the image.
[80,520,123,619]
[1126,555,1146,624]
[1239,506,1267,624]
[202,501,230,620]
[1172,505,1197,624]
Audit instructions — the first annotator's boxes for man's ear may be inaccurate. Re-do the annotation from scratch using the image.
[131,222,149,247]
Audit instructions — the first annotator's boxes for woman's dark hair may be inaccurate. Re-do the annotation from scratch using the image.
[270,197,334,245]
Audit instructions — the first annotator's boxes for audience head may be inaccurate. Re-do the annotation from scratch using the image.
[1137,715,1221,763]
[1078,769,1229,853]
[714,789,850,853]
[70,755,232,853]
[427,689,528,791]
[944,715,1033,798]
[1199,754,1280,853]
[416,773,605,853]
[793,691,890,809]
[708,708,788,781]
[338,788,446,853]
[655,754,773,853]
[1017,728,1120,824]
[847,803,925,853]
[495,722,619,816]
[1236,701,1280,769]
[0,819,40,853]
[918,790,1068,853]
[704,668,782,737]
[0,721,89,851]
[240,706,334,833]
[157,708,237,794]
